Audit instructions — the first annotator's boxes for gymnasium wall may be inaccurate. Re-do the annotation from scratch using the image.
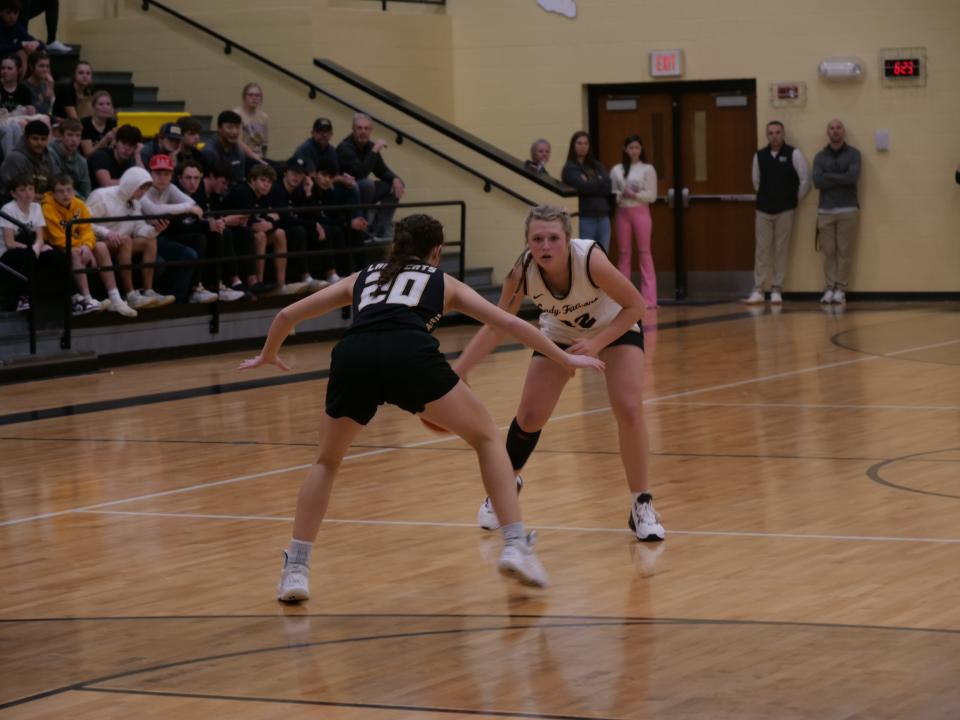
[57,0,960,291]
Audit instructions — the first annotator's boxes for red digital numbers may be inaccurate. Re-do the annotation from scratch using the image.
[885,58,920,78]
[894,60,914,76]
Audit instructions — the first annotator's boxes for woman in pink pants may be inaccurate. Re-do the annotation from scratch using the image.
[610,135,658,308]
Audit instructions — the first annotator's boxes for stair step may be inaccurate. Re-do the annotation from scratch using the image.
[133,86,159,103]
[94,71,133,84]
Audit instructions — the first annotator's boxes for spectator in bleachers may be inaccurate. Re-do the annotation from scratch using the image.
[337,112,404,243]
[79,89,117,158]
[266,156,326,292]
[0,0,39,73]
[47,117,89,198]
[86,165,175,310]
[175,116,204,167]
[222,163,304,297]
[140,122,182,170]
[22,48,52,116]
[174,159,245,301]
[201,110,246,186]
[41,173,136,316]
[18,1,68,53]
[524,138,551,175]
[140,153,216,304]
[234,82,268,160]
[52,59,92,120]
[0,53,33,113]
[294,117,354,189]
[0,173,56,311]
[302,156,362,284]
[88,123,142,189]
[0,118,54,194]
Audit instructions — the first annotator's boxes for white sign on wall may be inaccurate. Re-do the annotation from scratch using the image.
[649,50,684,78]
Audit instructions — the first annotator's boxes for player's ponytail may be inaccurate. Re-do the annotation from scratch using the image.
[377,214,444,289]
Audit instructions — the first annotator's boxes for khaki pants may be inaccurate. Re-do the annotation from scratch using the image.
[817,211,859,290]
[754,210,794,292]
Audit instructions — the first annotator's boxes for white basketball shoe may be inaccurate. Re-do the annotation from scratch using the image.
[628,494,666,542]
[277,550,310,603]
[477,475,523,531]
[498,532,550,588]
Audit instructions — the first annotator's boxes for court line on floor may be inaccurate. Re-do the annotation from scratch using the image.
[4,335,958,529]
[76,509,960,545]
[653,400,960,412]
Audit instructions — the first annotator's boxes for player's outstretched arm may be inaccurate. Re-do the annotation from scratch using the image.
[239,274,357,371]
[451,263,526,378]
[445,274,604,373]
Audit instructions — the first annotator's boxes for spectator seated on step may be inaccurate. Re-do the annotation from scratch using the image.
[18,0,71,54]
[87,123,143,189]
[175,116,205,169]
[22,48,52,117]
[0,117,55,196]
[140,122,183,172]
[0,52,49,157]
[140,152,214,305]
[47,117,90,198]
[221,162,305,298]
[174,159,245,302]
[0,0,39,73]
[303,155,368,282]
[86,165,175,311]
[51,59,93,121]
[41,173,137,317]
[201,110,247,187]
[0,172,61,312]
[233,82,268,163]
[79,89,117,158]
[336,112,404,243]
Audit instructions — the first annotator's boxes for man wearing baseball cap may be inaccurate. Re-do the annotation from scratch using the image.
[141,121,183,170]
[293,117,355,190]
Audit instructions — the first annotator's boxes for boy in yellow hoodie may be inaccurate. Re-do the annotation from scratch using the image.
[42,173,137,317]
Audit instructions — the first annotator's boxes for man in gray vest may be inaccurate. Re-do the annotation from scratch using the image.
[812,119,861,304]
[744,121,810,305]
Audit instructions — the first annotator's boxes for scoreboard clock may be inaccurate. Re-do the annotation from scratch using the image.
[879,48,927,87]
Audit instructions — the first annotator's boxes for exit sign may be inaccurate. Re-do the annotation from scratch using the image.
[650,49,684,77]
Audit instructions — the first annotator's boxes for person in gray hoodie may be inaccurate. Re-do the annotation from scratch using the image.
[47,118,91,198]
[0,119,55,196]
[812,119,861,304]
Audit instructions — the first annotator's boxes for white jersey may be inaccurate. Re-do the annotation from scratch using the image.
[522,238,641,345]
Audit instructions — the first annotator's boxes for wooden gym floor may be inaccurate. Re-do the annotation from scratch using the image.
[1,301,959,719]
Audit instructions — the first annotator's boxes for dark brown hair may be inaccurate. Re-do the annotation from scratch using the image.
[377,214,444,289]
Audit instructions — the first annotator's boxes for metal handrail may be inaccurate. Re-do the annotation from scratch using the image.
[0,208,38,354]
[139,0,549,206]
[60,199,467,350]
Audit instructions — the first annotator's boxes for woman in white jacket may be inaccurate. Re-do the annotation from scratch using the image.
[86,166,174,310]
[609,134,658,308]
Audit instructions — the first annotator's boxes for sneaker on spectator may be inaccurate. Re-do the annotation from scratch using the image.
[218,283,245,302]
[189,285,218,304]
[126,289,156,309]
[770,290,783,305]
[326,273,342,284]
[477,476,524,531]
[277,550,310,603]
[248,281,277,297]
[820,289,835,304]
[498,532,549,588]
[45,39,72,53]
[301,276,329,293]
[106,297,137,317]
[741,290,765,305]
[832,289,846,304]
[15,295,29,312]
[268,282,309,296]
[140,289,176,308]
[72,295,103,315]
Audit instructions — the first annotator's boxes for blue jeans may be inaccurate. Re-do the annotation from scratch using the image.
[578,215,611,253]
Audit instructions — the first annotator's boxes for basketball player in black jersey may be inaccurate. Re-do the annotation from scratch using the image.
[240,214,604,601]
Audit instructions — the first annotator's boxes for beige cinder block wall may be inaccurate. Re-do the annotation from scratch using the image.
[60,0,960,290]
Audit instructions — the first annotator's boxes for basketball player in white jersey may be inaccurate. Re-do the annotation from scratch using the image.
[454,204,665,541]
[240,214,605,602]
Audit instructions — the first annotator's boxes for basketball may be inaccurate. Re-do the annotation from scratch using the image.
[420,416,450,434]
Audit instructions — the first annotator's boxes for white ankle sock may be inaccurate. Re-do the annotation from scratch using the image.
[287,539,312,566]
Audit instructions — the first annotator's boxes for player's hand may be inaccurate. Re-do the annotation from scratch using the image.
[238,354,290,371]
[563,352,604,372]
[567,338,600,358]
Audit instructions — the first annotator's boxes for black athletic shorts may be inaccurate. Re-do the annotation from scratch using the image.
[532,327,644,358]
[326,329,460,425]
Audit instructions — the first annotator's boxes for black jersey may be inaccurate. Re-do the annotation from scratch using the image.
[346,261,445,335]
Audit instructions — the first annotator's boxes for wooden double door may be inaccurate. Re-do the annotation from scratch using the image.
[590,80,757,299]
